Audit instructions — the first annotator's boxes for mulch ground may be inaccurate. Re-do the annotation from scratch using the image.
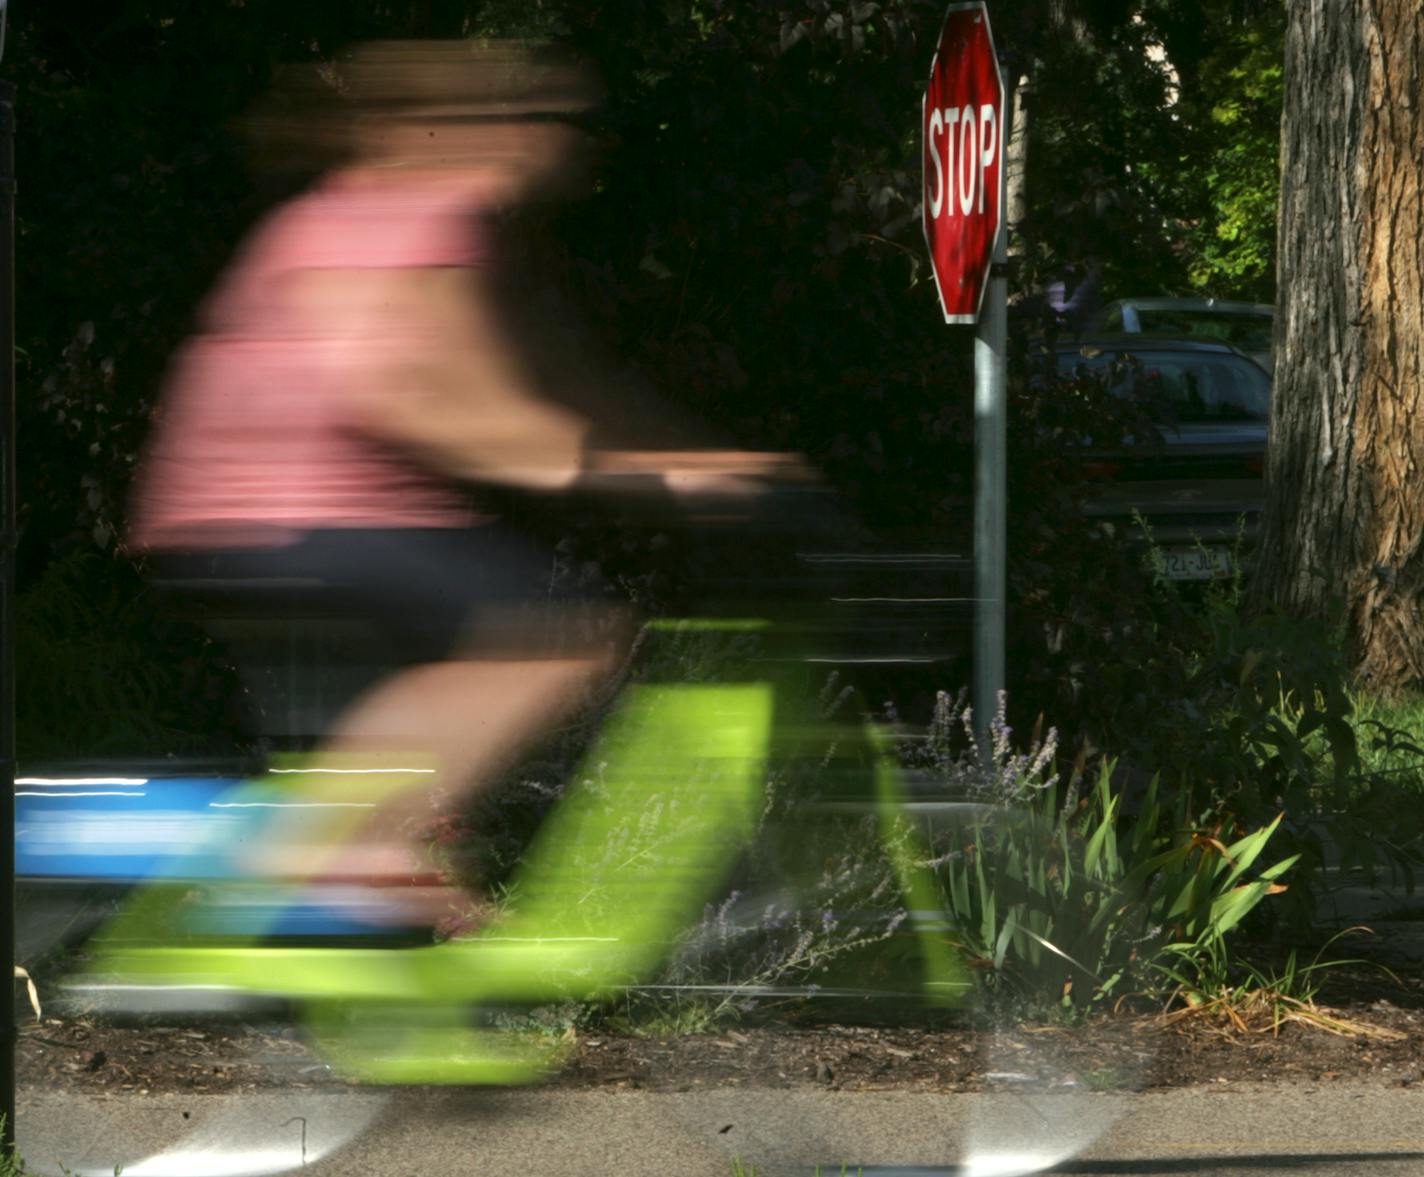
[18,964,1424,1098]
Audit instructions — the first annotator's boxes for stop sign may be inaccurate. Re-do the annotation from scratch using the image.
[922,2,1005,324]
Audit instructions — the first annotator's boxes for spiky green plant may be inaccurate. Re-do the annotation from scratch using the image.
[914,762,1298,1014]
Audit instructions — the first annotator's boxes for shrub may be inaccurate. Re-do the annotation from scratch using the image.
[610,680,1298,1025]
[901,748,1297,1016]
[1001,442,1424,938]
[1078,579,1421,928]
[16,550,247,763]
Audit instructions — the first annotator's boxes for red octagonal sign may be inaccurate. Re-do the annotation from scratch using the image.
[922,2,1005,324]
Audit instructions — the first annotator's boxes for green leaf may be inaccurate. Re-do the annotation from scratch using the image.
[1217,813,1284,890]
[994,908,1019,971]
[1083,783,1120,877]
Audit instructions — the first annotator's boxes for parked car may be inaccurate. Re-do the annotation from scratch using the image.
[1094,297,1275,374]
[1056,336,1270,581]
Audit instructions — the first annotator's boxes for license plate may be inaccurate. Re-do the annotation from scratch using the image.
[1158,546,1233,581]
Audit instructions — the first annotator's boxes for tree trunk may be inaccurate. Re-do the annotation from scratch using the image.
[1254,1,1424,695]
[1006,73,1033,263]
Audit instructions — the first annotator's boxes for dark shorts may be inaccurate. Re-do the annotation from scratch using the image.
[153,526,618,743]
[156,526,600,660]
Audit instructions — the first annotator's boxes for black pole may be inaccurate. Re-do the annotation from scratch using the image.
[0,77,16,1155]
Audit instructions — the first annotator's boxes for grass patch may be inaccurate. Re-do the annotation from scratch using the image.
[1349,689,1424,792]
[1080,1065,1133,1092]
[605,993,741,1039]
[1153,929,1405,1040]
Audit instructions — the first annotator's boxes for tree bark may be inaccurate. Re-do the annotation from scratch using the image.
[1006,73,1033,263]
[1255,0,1424,695]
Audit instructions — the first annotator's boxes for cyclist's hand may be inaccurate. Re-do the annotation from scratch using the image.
[591,449,815,495]
[577,447,843,535]
[661,470,764,499]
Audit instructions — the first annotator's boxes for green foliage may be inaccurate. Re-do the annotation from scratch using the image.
[1196,599,1411,913]
[605,993,731,1039]
[15,550,247,763]
[632,677,1306,1025]
[1004,337,1176,712]
[1344,690,1424,795]
[1154,927,1401,1037]
[1010,523,1424,937]
[1172,4,1286,301]
[7,8,272,572]
[0,1120,20,1177]
[921,763,1296,1015]
[1002,2,1198,300]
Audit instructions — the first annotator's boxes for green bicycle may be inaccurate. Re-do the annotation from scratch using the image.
[59,552,975,1087]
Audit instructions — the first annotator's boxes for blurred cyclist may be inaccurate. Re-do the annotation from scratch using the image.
[128,41,802,925]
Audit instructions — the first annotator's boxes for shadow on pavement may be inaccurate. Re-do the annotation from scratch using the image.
[843,1155,1424,1176]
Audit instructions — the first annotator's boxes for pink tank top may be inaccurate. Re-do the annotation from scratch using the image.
[129,172,491,551]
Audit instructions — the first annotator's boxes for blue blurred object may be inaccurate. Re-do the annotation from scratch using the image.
[17,774,249,882]
[16,771,428,942]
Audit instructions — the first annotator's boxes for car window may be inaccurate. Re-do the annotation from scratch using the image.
[1132,309,1274,356]
[1058,350,1271,422]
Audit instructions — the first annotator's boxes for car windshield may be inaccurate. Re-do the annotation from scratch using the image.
[1132,309,1274,355]
[1058,348,1272,423]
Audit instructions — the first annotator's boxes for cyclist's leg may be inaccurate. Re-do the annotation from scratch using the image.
[237,525,632,919]
[299,623,780,1085]
[298,652,621,920]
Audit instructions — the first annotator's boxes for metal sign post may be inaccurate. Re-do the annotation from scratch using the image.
[973,227,1007,751]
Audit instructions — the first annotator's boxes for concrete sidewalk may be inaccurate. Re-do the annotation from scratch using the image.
[17,1081,1424,1177]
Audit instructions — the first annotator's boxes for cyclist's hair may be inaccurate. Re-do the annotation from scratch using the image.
[243,39,601,180]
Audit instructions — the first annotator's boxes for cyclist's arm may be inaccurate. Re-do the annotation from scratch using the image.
[292,266,813,498]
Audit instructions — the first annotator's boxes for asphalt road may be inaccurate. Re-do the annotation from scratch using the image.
[16,1081,1424,1177]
